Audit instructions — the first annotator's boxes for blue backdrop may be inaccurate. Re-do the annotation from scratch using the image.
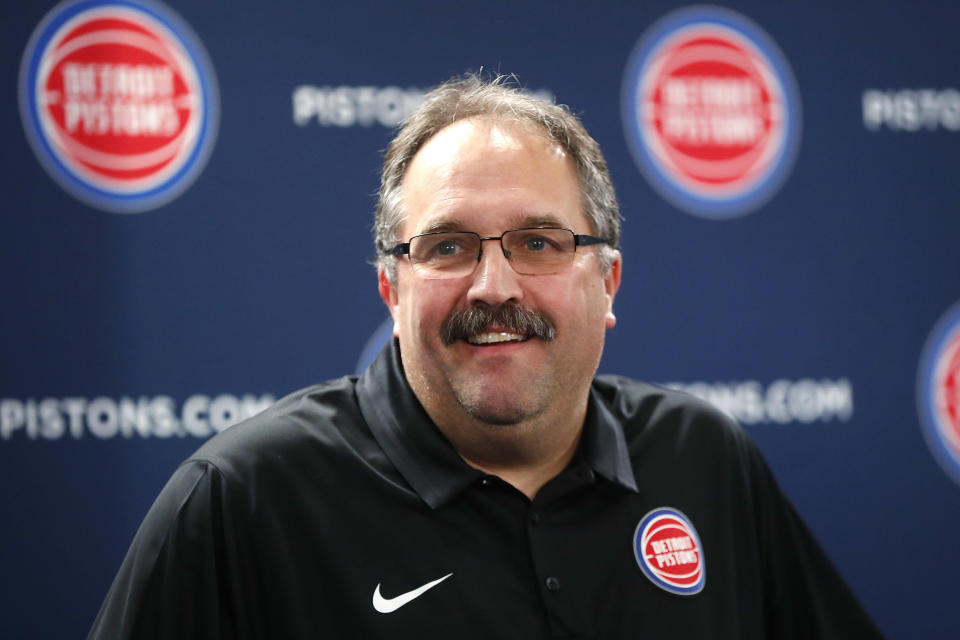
[2,1,959,637]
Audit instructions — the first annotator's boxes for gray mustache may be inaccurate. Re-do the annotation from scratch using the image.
[441,304,556,346]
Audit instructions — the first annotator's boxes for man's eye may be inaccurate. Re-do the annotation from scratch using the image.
[525,237,548,251]
[435,240,461,256]
[423,238,468,258]
[517,234,564,253]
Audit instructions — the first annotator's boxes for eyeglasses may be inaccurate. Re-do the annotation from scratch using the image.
[385,227,610,279]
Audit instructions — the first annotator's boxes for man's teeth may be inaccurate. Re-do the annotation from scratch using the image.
[468,331,525,345]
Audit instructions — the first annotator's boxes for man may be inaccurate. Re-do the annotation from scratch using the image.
[89,74,883,638]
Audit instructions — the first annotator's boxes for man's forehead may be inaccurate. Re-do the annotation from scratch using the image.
[398,119,584,238]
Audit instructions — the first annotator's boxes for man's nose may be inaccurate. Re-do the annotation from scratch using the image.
[466,241,524,306]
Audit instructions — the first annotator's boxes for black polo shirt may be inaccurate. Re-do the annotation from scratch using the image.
[89,340,882,639]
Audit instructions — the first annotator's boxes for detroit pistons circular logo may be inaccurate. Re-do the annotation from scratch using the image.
[633,507,705,595]
[622,6,801,219]
[18,0,219,213]
[917,302,960,486]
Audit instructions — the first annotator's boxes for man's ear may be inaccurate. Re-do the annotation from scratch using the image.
[378,268,401,337]
[603,251,622,330]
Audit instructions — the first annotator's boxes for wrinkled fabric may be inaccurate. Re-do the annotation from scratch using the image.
[89,340,883,639]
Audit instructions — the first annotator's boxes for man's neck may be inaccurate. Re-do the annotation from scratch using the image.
[429,399,588,500]
[457,428,583,499]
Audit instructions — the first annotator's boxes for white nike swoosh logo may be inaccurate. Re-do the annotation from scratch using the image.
[372,573,453,613]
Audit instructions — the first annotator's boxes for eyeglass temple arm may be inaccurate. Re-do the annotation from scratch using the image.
[385,243,411,256]
[574,234,610,247]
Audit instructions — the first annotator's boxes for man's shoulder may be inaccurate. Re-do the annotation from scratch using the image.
[593,373,748,448]
[186,375,370,483]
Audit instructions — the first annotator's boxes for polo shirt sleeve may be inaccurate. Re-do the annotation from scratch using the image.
[746,441,885,638]
[87,459,250,640]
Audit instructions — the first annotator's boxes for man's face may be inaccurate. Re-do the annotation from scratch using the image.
[379,118,621,427]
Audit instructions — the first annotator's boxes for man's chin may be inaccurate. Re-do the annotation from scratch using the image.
[463,405,527,426]
[445,365,549,425]
[454,389,542,427]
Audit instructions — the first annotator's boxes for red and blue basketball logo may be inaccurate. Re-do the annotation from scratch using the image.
[917,302,960,486]
[633,507,705,595]
[18,0,219,213]
[622,6,801,219]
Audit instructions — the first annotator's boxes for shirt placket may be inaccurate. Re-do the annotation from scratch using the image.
[525,462,596,639]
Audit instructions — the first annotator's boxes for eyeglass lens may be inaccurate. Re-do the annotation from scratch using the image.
[408,228,577,278]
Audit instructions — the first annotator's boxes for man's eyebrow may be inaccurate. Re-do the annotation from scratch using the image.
[416,219,469,234]
[415,213,567,235]
[514,213,565,228]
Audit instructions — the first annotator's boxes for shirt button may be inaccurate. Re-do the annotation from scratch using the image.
[530,512,541,525]
[545,576,560,592]
[480,477,490,486]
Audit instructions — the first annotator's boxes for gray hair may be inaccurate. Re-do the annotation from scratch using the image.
[374,73,621,282]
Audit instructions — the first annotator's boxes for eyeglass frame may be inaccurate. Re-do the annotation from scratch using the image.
[384,226,611,276]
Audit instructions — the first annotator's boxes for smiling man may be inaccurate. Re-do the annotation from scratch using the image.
[89,74,882,639]
[379,113,620,498]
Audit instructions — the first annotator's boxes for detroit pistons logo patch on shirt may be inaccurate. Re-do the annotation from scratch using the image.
[633,507,705,595]
[917,301,960,486]
[18,0,219,213]
[621,6,801,219]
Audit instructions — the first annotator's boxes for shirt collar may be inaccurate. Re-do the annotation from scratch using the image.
[583,385,639,493]
[356,339,637,509]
